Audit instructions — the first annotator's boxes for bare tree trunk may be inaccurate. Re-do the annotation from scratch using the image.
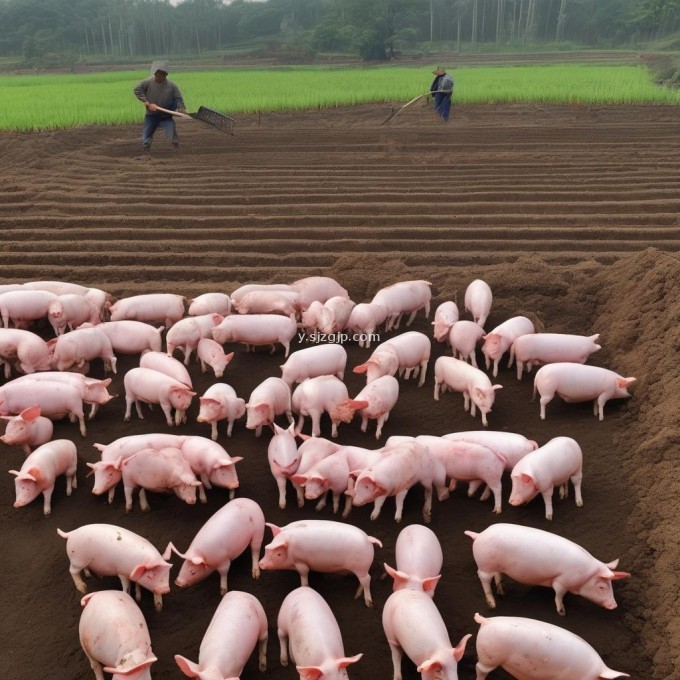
[556,0,567,42]
[472,0,478,48]
[430,0,434,42]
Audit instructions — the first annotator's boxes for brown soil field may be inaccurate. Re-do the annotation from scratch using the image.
[0,103,678,679]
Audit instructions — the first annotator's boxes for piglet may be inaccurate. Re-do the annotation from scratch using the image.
[108,292,185,328]
[57,523,172,612]
[230,283,299,306]
[259,519,382,607]
[290,275,350,309]
[533,363,636,420]
[196,337,234,378]
[465,523,630,615]
[0,405,53,454]
[123,367,196,427]
[464,279,492,328]
[166,317,202,365]
[432,301,459,342]
[245,376,294,437]
[9,438,77,516]
[48,294,100,335]
[448,320,485,367]
[94,320,164,355]
[79,590,157,680]
[280,344,347,387]
[197,383,246,439]
[179,435,242,498]
[371,280,432,331]
[509,436,583,520]
[188,292,232,316]
[212,314,297,357]
[354,331,430,387]
[317,296,356,334]
[434,356,502,427]
[0,327,52,377]
[474,613,629,679]
[140,350,192,388]
[175,591,268,679]
[166,497,265,595]
[384,524,443,597]
[268,422,302,509]
[382,589,471,680]
[352,375,399,439]
[48,326,118,373]
[346,303,388,348]
[120,446,202,512]
[277,587,362,678]
[234,290,300,319]
[0,289,57,328]
[481,315,535,377]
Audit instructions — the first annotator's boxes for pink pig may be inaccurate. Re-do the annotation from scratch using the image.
[464,279,493,328]
[277,587,363,678]
[107,293,185,328]
[448,320,485,367]
[245,376,294,437]
[534,363,636,420]
[123,367,196,427]
[0,405,53,454]
[432,301,459,341]
[166,317,202,364]
[509,436,583,520]
[166,497,265,595]
[292,375,368,438]
[280,344,347,387]
[9,438,77,515]
[352,375,399,439]
[371,280,432,331]
[196,337,234,378]
[349,440,449,523]
[93,320,164,354]
[482,315,535,377]
[57,523,172,611]
[120,446,202,512]
[260,520,382,607]
[78,590,157,680]
[48,294,100,335]
[465,523,630,615]
[179,435,242,498]
[291,275,350,309]
[0,327,53,377]
[268,422,303,509]
[511,332,601,380]
[353,331,431,387]
[300,300,325,333]
[197,382,246,439]
[140,350,192,388]
[443,430,538,471]
[473,613,629,679]
[212,313,297,357]
[234,290,300,319]
[346,303,388,348]
[434,356,503,427]
[0,289,57,328]
[188,292,232,316]
[290,435,345,512]
[384,524,443,597]
[230,283,299,306]
[317,296,356,334]
[383,589,471,680]
[175,591,268,679]
[48,326,118,373]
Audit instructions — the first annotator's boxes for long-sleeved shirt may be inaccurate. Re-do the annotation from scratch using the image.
[133,77,186,115]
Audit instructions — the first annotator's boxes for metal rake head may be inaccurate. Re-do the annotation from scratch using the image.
[190,106,236,135]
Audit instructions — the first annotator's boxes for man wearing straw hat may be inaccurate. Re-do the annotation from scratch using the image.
[430,67,454,122]
[133,60,187,153]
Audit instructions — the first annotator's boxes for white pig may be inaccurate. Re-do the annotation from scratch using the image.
[93,320,164,355]
[382,589,471,680]
[509,436,583,520]
[481,315,535,377]
[197,382,246,439]
[0,405,53,454]
[234,290,300,319]
[107,292,185,328]
[352,375,399,439]
[196,337,234,378]
[48,294,100,335]
[511,332,602,379]
[432,301,459,342]
[245,376,294,437]
[188,292,232,316]
[268,422,303,509]
[175,591,268,679]
[473,613,629,679]
[290,275,350,309]
[140,350,192,388]
[78,590,157,680]
[371,280,432,331]
[464,279,492,328]
[280,344,347,386]
[533,363,636,420]
[465,523,630,615]
[434,356,502,427]
[230,283,300,306]
[9,438,77,515]
[277,587,363,678]
[48,326,118,373]
[0,327,52,377]
[448,320,485,367]
[346,302,388,348]
[57,523,172,611]
[384,524,443,597]
[0,289,57,328]
[166,497,265,595]
[317,296,356,334]
[166,317,202,365]
[179,435,242,498]
[259,520,382,607]
[212,313,297,357]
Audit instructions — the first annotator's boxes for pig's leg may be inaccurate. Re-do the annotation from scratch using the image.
[310,411,322,438]
[375,415,386,439]
[370,495,387,521]
[541,487,555,521]
[119,575,131,593]
[169,405,180,427]
[124,483,135,512]
[153,592,163,612]
[331,491,343,513]
[559,482,568,499]
[418,359,427,387]
[386,637,403,680]
[539,390,554,420]
[256,424,263,438]
[210,422,218,441]
[69,566,88,594]
[295,563,310,587]
[278,627,290,666]
[433,380,442,401]
[258,634,268,671]
[282,340,291,358]
[475,660,494,679]
[83,650,106,680]
[494,572,504,595]
[197,482,207,504]
[275,474,288,509]
[463,391,471,412]
[394,490,410,523]
[134,582,142,602]
[228,488,236,500]
[250,539,262,579]
[124,394,134,421]
[293,480,304,508]
[42,487,54,516]
[477,569,497,608]
[468,480,483,497]
[315,492,328,512]
[360,415,368,433]
[88,403,98,420]
[488,483,502,513]
[553,582,568,616]
[74,410,87,437]
[596,395,609,421]
[405,310,417,327]
[421,487,433,523]
[571,471,583,507]
[470,351,478,368]
[516,359,524,381]
[139,488,151,512]
[355,571,373,607]
[218,562,232,595]
[295,414,304,432]
[341,494,353,518]
[107,486,115,504]
[492,358,499,378]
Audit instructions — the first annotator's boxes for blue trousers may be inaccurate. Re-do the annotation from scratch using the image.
[434,93,452,122]
[142,115,178,148]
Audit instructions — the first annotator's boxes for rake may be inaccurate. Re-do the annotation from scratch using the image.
[382,90,448,125]
[152,105,236,135]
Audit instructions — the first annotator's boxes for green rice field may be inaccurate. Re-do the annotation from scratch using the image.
[3,63,679,131]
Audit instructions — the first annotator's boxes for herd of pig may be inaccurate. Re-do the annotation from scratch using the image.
[0,276,636,679]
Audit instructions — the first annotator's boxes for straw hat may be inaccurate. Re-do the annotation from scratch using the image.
[432,67,447,76]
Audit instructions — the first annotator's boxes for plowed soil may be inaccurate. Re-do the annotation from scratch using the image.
[1,103,678,680]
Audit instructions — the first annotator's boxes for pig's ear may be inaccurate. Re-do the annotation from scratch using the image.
[225,352,234,362]
[100,378,112,387]
[492,384,503,391]
[92,443,106,452]
[272,423,285,435]
[287,422,296,434]
[297,432,311,441]
[348,399,369,411]
[384,563,408,585]
[0,415,12,421]
[337,654,363,669]
[189,555,206,566]
[618,377,636,388]
[297,666,324,680]
[46,338,58,347]
[452,633,472,661]
[291,474,307,485]
[265,522,282,537]
[85,462,97,478]
[219,456,243,466]
[353,363,369,374]
[605,558,620,569]
[174,654,201,678]
[422,574,442,594]
[129,564,148,580]
[20,405,42,421]
[103,657,157,675]
[417,660,442,674]
[163,542,186,560]
[8,470,22,477]
[519,472,535,488]
[604,570,631,581]
[113,456,125,471]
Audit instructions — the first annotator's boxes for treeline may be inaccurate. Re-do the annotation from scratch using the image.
[1,0,679,66]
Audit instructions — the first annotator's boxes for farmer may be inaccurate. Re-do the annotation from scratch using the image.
[133,60,187,152]
[429,67,454,123]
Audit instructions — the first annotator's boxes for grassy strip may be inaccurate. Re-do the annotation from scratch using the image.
[2,64,679,131]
